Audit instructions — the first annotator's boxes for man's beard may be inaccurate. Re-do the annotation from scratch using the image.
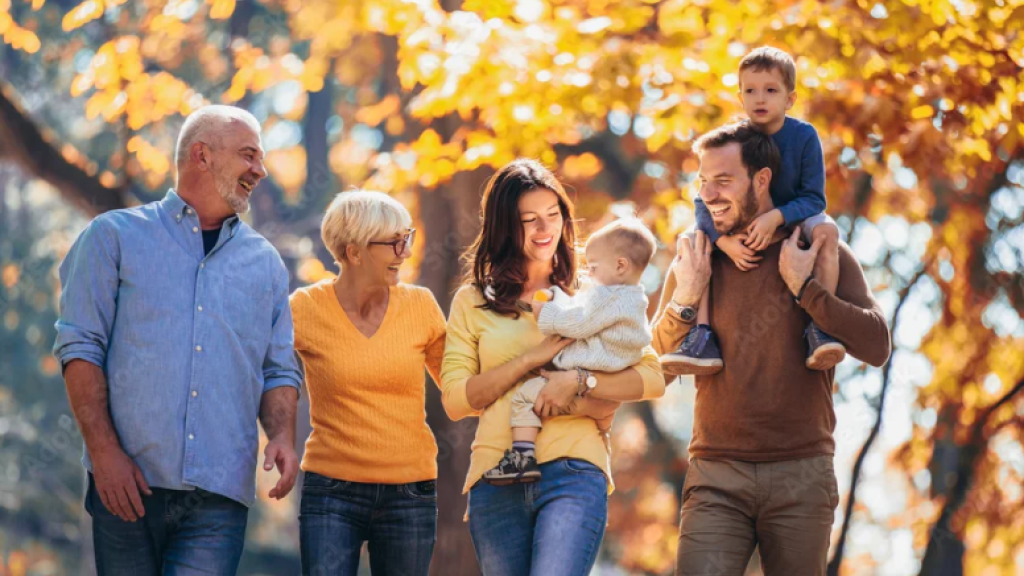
[213,166,250,214]
[713,181,759,236]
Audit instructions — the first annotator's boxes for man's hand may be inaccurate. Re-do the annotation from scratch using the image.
[717,234,762,272]
[533,369,578,418]
[92,447,152,522]
[670,231,713,307]
[745,209,784,251]
[779,226,823,296]
[263,438,299,500]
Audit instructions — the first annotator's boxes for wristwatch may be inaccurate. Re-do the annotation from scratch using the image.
[670,299,698,323]
[576,368,598,397]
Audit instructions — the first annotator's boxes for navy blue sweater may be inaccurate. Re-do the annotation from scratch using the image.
[695,116,826,243]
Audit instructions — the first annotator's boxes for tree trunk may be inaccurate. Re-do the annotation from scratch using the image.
[918,376,1024,576]
[420,164,487,576]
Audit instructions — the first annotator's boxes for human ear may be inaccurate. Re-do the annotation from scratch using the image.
[191,143,210,170]
[345,244,361,265]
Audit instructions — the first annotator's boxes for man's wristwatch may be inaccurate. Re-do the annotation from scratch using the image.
[669,299,698,323]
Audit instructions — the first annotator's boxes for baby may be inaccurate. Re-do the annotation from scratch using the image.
[482,218,656,484]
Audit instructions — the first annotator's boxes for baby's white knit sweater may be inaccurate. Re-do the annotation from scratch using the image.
[536,284,652,373]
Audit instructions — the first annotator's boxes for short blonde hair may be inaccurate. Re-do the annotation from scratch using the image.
[587,218,657,270]
[321,190,413,263]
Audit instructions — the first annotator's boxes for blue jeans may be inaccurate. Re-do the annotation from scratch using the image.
[299,472,437,576]
[86,473,248,576]
[469,459,609,576]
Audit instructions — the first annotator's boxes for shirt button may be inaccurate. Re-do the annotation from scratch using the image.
[186,208,193,214]
[191,391,198,397]
[200,263,205,269]
[197,305,203,311]
[192,227,199,233]
[195,345,202,352]
[176,215,182,221]
[188,434,194,440]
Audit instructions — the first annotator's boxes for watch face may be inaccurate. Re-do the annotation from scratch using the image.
[680,306,697,322]
[586,375,597,388]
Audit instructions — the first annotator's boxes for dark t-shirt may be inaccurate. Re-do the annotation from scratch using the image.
[202,229,220,255]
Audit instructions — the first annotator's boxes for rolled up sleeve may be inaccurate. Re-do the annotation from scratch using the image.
[262,259,302,393]
[440,287,483,421]
[633,346,667,401]
[53,218,120,370]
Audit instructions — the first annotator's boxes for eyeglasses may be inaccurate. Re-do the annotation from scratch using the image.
[368,229,416,257]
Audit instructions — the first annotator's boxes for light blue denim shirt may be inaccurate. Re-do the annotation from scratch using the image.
[53,190,302,507]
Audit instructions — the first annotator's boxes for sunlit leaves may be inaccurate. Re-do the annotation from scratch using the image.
[61,0,127,32]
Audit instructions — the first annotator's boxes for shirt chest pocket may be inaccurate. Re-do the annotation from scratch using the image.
[212,269,274,342]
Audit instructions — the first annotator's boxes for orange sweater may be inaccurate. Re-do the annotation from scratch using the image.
[290,281,446,484]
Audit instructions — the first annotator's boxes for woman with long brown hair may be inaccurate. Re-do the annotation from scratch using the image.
[441,159,666,575]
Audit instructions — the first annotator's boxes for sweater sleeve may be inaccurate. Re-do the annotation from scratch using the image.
[632,346,668,401]
[420,288,448,389]
[799,243,891,367]
[536,286,627,339]
[778,126,828,226]
[650,270,691,356]
[440,286,484,421]
[693,197,723,244]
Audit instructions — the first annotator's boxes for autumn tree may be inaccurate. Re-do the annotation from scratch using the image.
[1,0,1022,573]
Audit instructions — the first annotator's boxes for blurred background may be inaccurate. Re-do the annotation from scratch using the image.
[0,0,1022,574]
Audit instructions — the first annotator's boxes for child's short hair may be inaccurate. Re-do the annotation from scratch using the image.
[588,218,657,270]
[739,46,797,93]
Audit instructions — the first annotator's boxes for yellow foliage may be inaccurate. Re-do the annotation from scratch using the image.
[562,153,604,179]
[208,0,235,20]
[265,146,307,200]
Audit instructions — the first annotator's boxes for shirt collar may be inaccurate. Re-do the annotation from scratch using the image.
[161,189,242,233]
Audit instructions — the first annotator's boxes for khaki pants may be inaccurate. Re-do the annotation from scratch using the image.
[676,456,839,576]
[510,375,550,429]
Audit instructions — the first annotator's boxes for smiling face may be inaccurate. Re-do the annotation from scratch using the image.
[518,187,564,264]
[697,142,763,235]
[362,229,413,287]
[738,67,796,133]
[207,121,267,214]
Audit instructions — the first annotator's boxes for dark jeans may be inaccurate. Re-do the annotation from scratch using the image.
[468,459,609,576]
[299,471,437,576]
[85,473,249,576]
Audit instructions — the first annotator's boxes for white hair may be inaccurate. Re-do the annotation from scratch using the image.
[175,105,261,170]
[322,190,413,263]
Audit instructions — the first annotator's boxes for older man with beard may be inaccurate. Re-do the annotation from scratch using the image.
[54,105,302,575]
[652,122,891,576]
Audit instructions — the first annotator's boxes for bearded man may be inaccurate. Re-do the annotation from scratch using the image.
[652,121,891,576]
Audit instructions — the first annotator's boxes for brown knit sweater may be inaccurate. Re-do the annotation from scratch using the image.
[652,239,890,462]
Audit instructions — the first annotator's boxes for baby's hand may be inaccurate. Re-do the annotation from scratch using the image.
[717,234,762,272]
[744,209,784,251]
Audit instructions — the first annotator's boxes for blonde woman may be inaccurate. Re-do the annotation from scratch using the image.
[291,191,445,576]
[442,159,667,575]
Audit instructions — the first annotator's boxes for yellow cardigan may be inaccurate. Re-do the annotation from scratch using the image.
[291,281,446,484]
[441,284,666,495]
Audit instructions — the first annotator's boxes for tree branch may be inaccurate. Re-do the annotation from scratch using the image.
[827,259,931,575]
[0,84,127,215]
